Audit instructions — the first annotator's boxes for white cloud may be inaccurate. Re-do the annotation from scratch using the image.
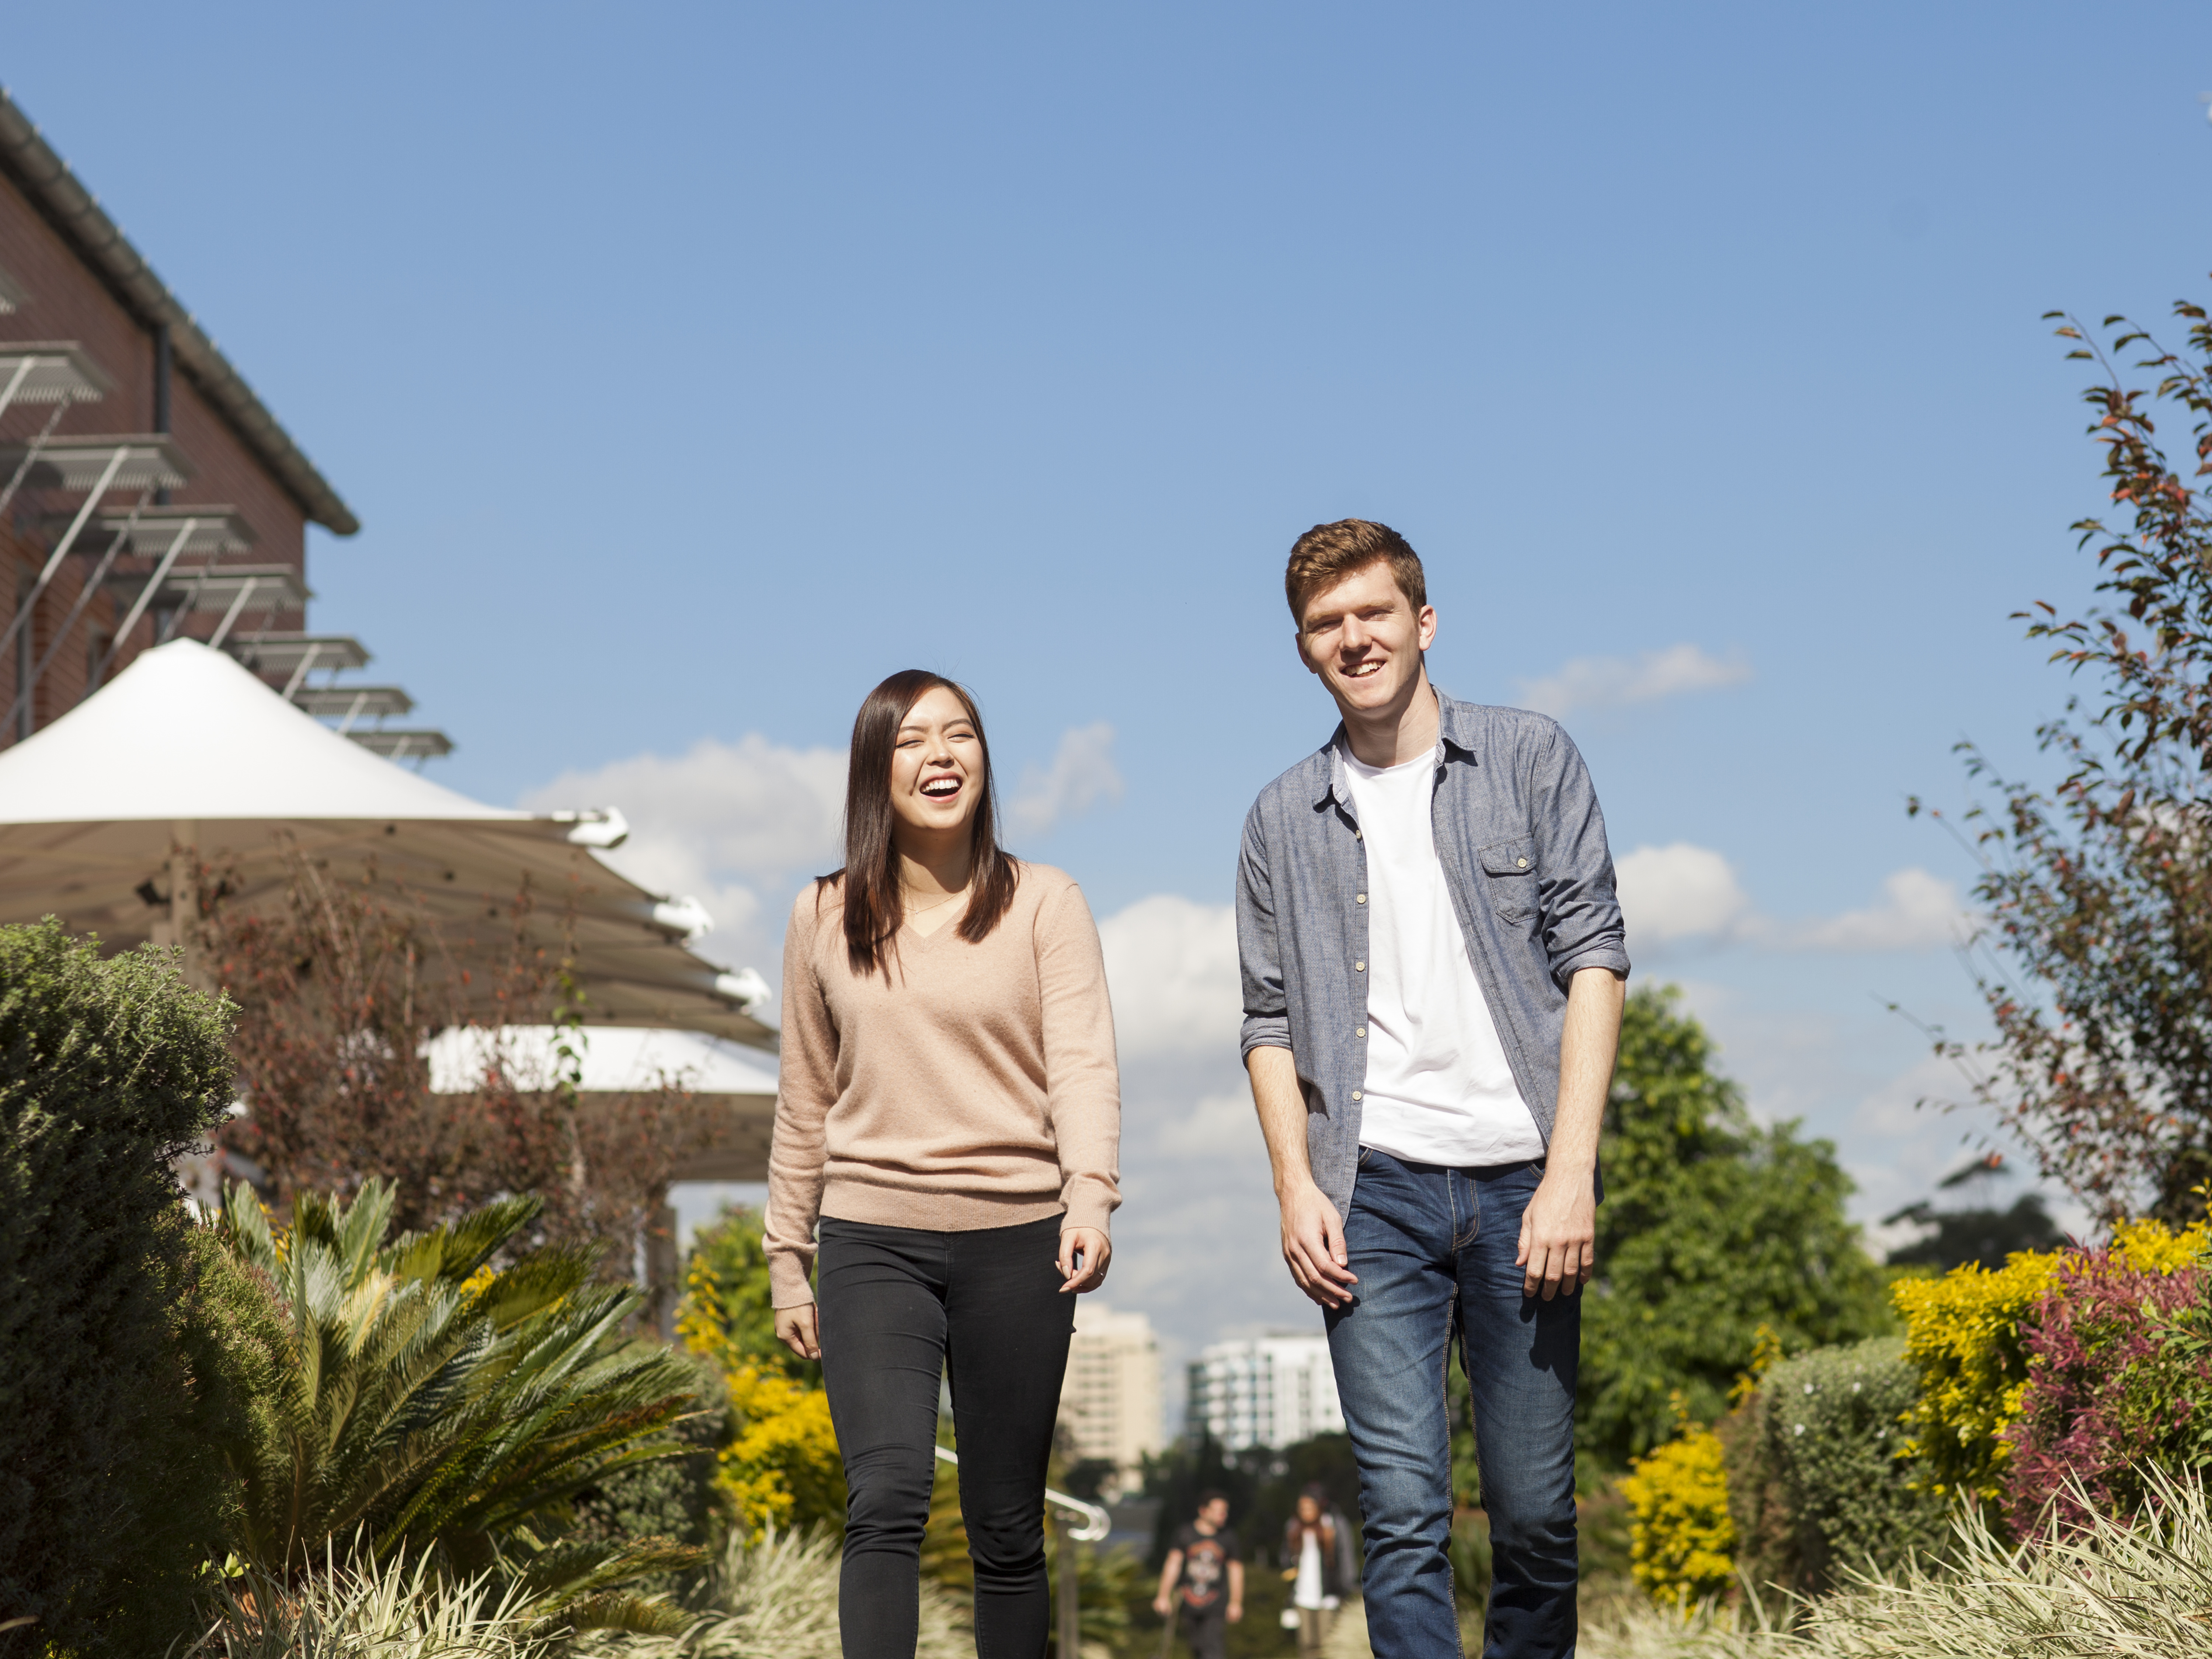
[1794,868,1969,953]
[1614,842,1969,957]
[521,734,846,973]
[1616,842,1754,944]
[1158,1090,1262,1157]
[1009,721,1124,839]
[1514,643,1752,718]
[1098,894,1242,1061]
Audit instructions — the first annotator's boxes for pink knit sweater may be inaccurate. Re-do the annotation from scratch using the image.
[763,863,1122,1309]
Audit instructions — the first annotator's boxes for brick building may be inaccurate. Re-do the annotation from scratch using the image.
[0,88,442,758]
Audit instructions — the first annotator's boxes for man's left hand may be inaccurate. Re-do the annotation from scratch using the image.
[1515,1168,1595,1300]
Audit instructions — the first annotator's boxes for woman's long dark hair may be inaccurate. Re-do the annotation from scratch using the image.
[827,669,1019,979]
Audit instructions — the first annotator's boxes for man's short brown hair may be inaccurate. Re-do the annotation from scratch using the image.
[1284,518,1427,625]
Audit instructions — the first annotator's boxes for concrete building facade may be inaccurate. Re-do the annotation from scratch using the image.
[1186,1331,1345,1451]
[1057,1302,1165,1492]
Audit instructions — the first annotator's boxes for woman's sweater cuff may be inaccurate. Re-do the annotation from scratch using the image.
[1060,1194,1114,1235]
[768,1255,816,1309]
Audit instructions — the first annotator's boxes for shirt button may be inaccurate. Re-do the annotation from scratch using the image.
[1354,960,1365,972]
[1356,893,1367,905]
[1354,1027,1366,1038]
[1517,857,1528,868]
[1351,1091,1363,1102]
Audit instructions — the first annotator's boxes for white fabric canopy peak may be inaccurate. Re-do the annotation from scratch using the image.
[0,640,775,1049]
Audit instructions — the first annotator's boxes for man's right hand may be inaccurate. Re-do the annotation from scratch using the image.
[775,1303,821,1360]
[1280,1180,1357,1309]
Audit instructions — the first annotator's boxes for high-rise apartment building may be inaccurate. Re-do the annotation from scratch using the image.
[1057,1302,1164,1491]
[1186,1331,1344,1451]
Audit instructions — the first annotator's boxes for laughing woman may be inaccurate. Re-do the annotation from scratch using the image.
[765,668,1121,1659]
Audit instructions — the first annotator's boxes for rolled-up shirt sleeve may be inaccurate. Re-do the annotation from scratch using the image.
[1528,723,1631,988]
[1237,806,1292,1057]
[764,888,837,1309]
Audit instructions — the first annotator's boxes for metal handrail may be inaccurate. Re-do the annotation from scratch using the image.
[932,1444,1111,1541]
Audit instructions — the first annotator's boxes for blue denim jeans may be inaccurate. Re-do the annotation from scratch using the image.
[1325,1149,1579,1659]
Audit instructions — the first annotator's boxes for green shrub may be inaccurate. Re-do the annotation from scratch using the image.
[1741,1338,1945,1594]
[208,1178,704,1627]
[0,922,238,1659]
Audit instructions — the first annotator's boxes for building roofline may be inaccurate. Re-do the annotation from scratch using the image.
[0,87,360,536]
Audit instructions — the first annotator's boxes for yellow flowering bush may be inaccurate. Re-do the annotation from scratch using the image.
[1622,1419,1736,1607]
[677,1250,846,1538]
[1892,1213,2212,1503]
[1891,1250,2061,1502]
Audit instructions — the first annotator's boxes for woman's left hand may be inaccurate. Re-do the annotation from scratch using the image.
[1058,1227,1110,1293]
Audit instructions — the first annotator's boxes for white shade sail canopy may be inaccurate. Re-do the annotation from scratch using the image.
[0,640,775,1048]
[427,1023,779,1182]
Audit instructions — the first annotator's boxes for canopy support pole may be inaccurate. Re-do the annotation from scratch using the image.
[0,491,148,732]
[90,516,198,688]
[0,443,128,668]
[204,575,262,650]
[0,357,35,427]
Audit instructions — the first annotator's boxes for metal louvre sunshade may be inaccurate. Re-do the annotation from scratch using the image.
[346,728,454,760]
[292,685,413,721]
[70,504,257,557]
[0,641,776,1049]
[0,433,191,491]
[139,564,311,613]
[0,342,113,406]
[226,633,371,675]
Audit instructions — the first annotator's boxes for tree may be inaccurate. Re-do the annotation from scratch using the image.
[204,849,716,1262]
[0,922,239,1659]
[1919,295,2212,1225]
[1578,987,1891,1469]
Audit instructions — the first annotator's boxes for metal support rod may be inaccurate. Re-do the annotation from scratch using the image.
[0,357,35,428]
[928,1445,1111,1541]
[337,689,369,733]
[91,516,198,686]
[0,491,148,732]
[204,576,261,650]
[280,642,324,699]
[0,401,67,525]
[1057,1508,1082,1659]
[0,443,128,665]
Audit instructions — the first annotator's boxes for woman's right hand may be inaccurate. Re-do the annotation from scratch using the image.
[775,1302,821,1361]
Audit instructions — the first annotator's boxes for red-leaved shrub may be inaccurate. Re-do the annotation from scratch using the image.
[2004,1252,2212,1535]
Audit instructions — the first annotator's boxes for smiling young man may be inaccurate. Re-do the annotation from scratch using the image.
[1236,520,1629,1659]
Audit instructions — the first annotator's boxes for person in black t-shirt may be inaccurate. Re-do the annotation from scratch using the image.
[1152,1491,1244,1659]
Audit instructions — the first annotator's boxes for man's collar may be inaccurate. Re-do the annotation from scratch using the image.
[1313,687,1474,809]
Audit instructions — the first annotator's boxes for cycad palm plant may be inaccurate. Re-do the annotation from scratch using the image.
[210,1179,705,1628]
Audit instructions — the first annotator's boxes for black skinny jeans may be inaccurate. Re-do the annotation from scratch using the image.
[817,1213,1074,1659]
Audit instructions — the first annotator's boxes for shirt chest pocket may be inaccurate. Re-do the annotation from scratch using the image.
[1479,837,1537,923]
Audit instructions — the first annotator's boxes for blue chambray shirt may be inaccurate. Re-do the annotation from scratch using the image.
[1235,690,1631,1221]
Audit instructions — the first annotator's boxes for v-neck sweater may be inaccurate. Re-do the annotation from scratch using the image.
[764,863,1123,1308]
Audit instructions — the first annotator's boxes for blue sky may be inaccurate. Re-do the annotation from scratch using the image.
[14,2,2212,1379]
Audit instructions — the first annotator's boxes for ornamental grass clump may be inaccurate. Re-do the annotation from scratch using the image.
[1788,1465,2212,1657]
[184,1543,550,1659]
[580,1527,971,1659]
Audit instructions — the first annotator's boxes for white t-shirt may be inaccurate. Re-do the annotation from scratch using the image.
[1294,1530,1324,1609]
[1341,743,1545,1167]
